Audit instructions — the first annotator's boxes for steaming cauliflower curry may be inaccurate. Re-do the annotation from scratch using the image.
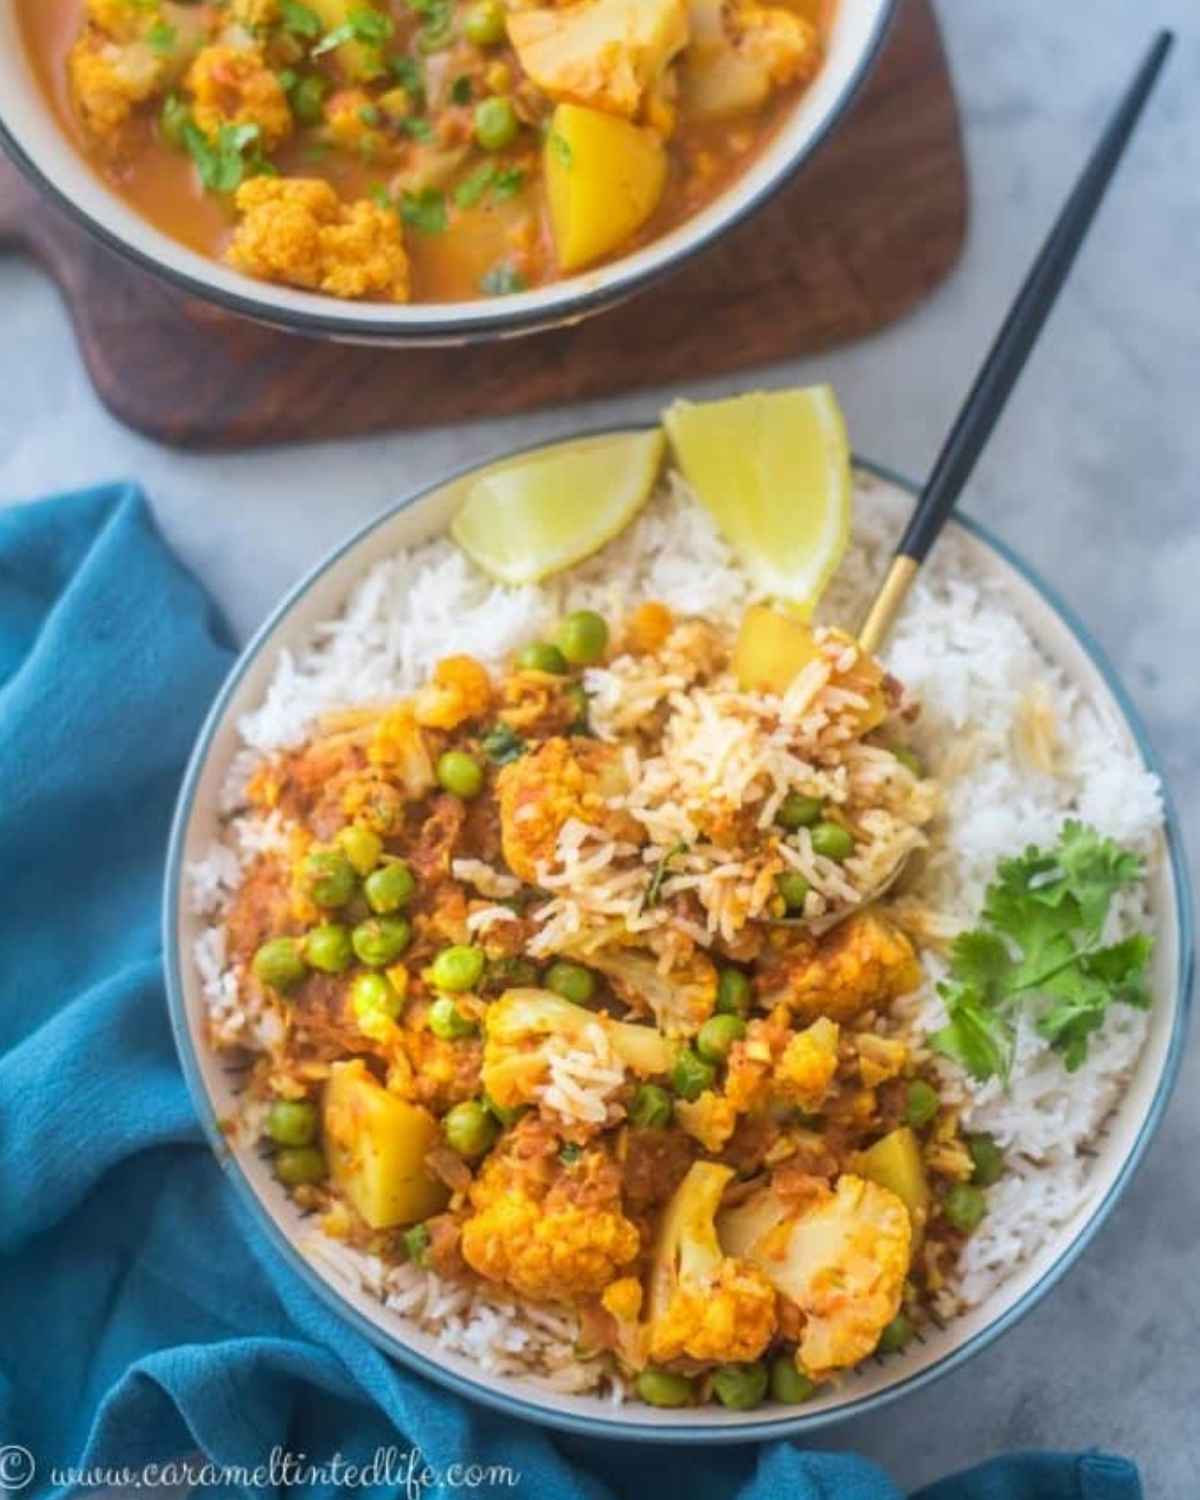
[20,0,835,302]
[204,598,1003,1409]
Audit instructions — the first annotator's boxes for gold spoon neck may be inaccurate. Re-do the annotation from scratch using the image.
[858,554,920,657]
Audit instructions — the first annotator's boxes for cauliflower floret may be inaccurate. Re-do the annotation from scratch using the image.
[775,1017,840,1112]
[366,701,435,792]
[413,655,493,731]
[322,88,390,155]
[461,1138,640,1302]
[757,912,922,1025]
[681,0,820,121]
[482,988,673,1113]
[495,736,639,883]
[644,1162,776,1365]
[507,0,689,121]
[582,947,717,1040]
[673,1089,739,1152]
[719,1174,911,1379]
[69,34,169,138]
[228,176,413,301]
[185,43,293,149]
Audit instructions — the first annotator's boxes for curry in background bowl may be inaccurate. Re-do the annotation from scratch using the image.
[20,0,838,305]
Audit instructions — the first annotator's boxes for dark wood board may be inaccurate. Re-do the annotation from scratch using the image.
[0,0,966,451]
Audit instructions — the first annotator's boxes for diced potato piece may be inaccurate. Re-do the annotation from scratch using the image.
[734,607,888,729]
[545,103,667,273]
[856,1126,930,1244]
[323,1060,448,1229]
[733,604,821,694]
[682,0,821,121]
[309,0,387,80]
[508,0,688,120]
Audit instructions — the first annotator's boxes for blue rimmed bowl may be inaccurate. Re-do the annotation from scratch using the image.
[164,436,1192,1442]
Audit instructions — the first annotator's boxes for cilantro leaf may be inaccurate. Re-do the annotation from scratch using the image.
[548,132,572,168]
[279,0,322,38]
[409,0,455,51]
[644,841,687,911]
[931,984,1015,1083]
[312,5,394,56]
[400,187,447,233]
[481,723,527,766]
[931,823,1152,1083]
[183,121,268,195]
[146,20,177,53]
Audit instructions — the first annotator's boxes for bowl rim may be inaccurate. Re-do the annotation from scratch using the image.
[163,439,1194,1443]
[0,1,898,342]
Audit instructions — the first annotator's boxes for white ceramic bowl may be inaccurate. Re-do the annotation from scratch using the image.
[164,435,1192,1442]
[0,1,896,344]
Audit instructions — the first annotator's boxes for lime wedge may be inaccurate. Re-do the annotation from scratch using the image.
[663,386,852,612]
[451,430,667,586]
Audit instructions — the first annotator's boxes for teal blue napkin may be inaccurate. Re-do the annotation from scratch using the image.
[0,485,1143,1500]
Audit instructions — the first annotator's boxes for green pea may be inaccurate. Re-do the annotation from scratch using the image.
[303,923,354,974]
[943,1182,987,1234]
[484,1091,527,1128]
[437,750,484,799]
[893,746,924,778]
[545,960,596,1005]
[967,1132,1005,1188]
[252,937,307,993]
[474,95,519,151]
[443,1099,499,1158]
[811,822,855,862]
[292,73,328,126]
[364,859,416,914]
[352,916,412,967]
[716,967,752,1016]
[403,1222,432,1266]
[776,793,823,830]
[634,1369,693,1408]
[338,823,383,876]
[769,1354,817,1404]
[629,1083,673,1129]
[696,1014,747,1064]
[556,610,609,666]
[160,92,189,149]
[273,1145,327,1186]
[265,1099,318,1147]
[672,1047,716,1102]
[776,872,811,912]
[305,848,357,908]
[877,1314,914,1354]
[712,1362,768,1411]
[904,1079,941,1129]
[428,996,478,1039]
[463,0,506,45]
[515,641,568,675]
[350,970,402,1020]
[431,944,485,992]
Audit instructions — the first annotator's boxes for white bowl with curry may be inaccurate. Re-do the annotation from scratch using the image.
[0,0,895,342]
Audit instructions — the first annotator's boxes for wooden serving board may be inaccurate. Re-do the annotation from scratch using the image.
[0,0,966,451]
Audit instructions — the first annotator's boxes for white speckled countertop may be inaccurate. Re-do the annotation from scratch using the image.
[2,0,1197,1490]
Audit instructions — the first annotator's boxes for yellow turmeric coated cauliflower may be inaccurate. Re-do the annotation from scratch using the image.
[495,736,639,884]
[758,912,923,1026]
[413,656,493,732]
[231,0,282,27]
[185,44,294,150]
[719,1174,911,1380]
[228,177,413,302]
[461,1136,640,1302]
[644,1162,776,1366]
[68,34,170,140]
[507,0,689,121]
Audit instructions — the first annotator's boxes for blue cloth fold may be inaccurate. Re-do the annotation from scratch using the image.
[0,485,1143,1500]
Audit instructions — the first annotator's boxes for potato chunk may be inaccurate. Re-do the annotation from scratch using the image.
[323,1060,448,1229]
[544,104,668,273]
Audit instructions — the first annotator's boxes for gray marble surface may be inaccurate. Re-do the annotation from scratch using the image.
[2,0,1197,1491]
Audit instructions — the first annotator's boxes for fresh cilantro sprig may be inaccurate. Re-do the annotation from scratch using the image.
[454,162,526,209]
[643,841,687,911]
[183,121,273,195]
[312,5,394,57]
[279,0,322,39]
[932,821,1152,1081]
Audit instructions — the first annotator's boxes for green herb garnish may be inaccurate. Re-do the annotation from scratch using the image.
[398,116,434,140]
[146,19,177,53]
[559,1143,583,1166]
[390,54,425,100]
[312,5,394,56]
[480,262,527,296]
[481,723,527,765]
[183,121,270,195]
[931,822,1152,1080]
[548,132,572,168]
[644,841,687,910]
[409,0,455,51]
[454,163,526,209]
[400,186,447,233]
[451,75,473,104]
[279,0,322,38]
